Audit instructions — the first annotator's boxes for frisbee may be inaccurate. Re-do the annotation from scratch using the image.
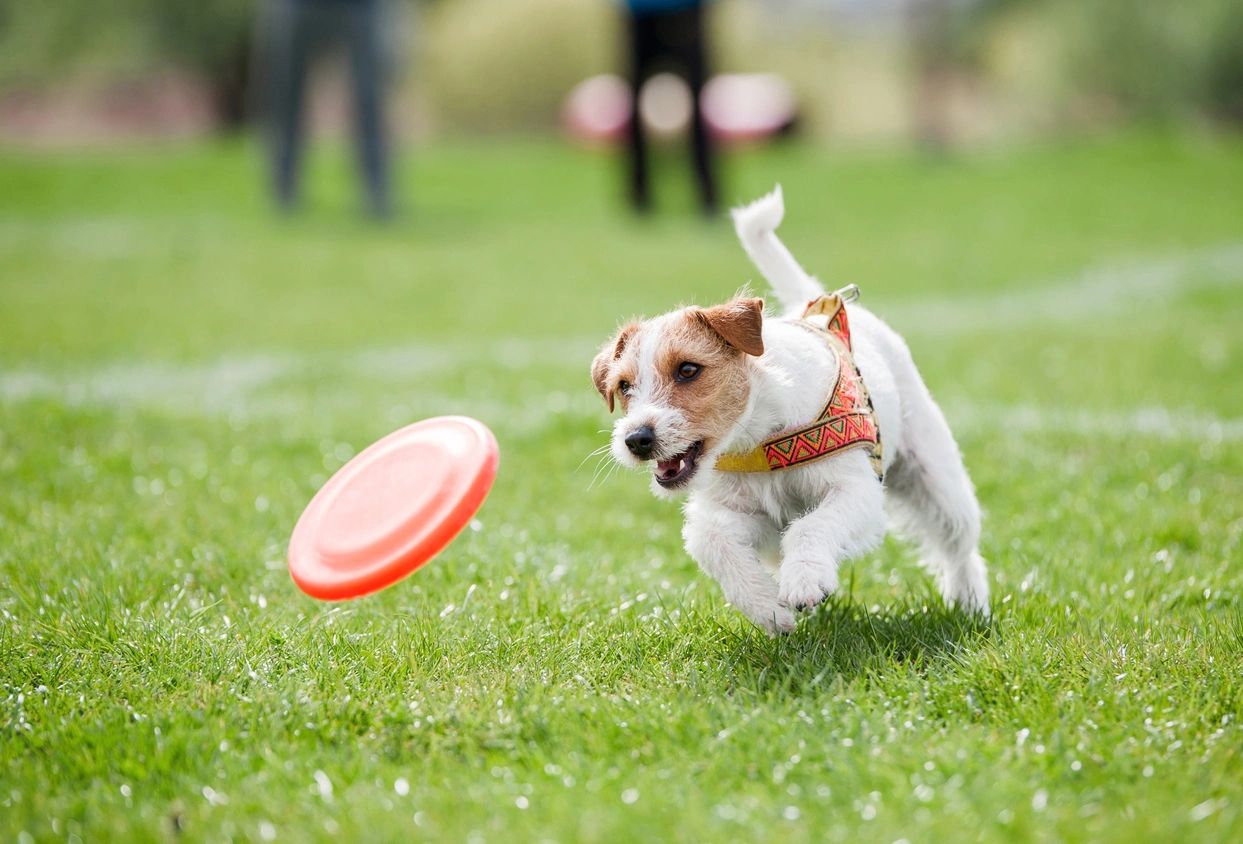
[288,416,498,601]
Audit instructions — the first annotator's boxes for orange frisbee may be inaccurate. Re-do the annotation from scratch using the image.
[288,416,498,600]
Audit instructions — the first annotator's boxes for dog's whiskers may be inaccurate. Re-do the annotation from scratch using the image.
[587,454,616,490]
[575,442,614,474]
[594,460,624,491]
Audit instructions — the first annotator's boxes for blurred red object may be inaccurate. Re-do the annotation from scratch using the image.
[702,73,797,143]
[562,74,632,143]
[563,72,797,145]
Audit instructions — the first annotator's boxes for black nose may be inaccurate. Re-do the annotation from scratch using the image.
[625,426,656,458]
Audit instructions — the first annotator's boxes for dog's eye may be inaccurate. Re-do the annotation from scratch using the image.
[675,362,702,383]
[617,380,632,396]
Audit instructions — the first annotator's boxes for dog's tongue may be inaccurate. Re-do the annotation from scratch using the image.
[657,456,683,481]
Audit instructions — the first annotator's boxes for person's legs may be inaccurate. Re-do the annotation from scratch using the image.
[674,7,718,214]
[268,0,312,210]
[626,12,656,212]
[347,0,391,218]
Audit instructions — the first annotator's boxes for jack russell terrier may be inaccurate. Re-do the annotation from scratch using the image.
[590,187,989,633]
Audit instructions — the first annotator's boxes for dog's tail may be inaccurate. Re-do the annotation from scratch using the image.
[731,185,824,312]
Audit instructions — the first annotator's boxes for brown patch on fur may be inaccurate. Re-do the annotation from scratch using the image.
[697,298,765,356]
[652,305,756,450]
[591,322,638,412]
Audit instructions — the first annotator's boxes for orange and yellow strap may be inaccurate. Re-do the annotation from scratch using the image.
[714,290,884,480]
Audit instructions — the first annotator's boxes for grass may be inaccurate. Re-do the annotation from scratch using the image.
[1,131,1242,842]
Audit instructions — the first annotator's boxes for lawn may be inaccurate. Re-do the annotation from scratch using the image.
[1,132,1241,843]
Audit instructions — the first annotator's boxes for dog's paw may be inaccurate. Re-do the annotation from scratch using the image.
[943,580,991,617]
[941,553,991,617]
[778,559,837,612]
[739,601,797,636]
[762,604,798,636]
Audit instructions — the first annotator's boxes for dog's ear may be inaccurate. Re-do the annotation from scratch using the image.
[590,350,614,412]
[591,322,638,412]
[699,298,765,356]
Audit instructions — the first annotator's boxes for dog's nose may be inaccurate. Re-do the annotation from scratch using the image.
[625,426,656,459]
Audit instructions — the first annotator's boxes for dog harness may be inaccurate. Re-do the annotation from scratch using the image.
[715,286,884,480]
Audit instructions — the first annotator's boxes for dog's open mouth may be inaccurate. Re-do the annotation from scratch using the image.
[654,441,704,489]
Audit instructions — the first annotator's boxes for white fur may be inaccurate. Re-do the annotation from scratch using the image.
[731,185,823,313]
[609,187,990,634]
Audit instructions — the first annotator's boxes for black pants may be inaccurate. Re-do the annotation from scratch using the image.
[265,0,391,217]
[626,7,718,213]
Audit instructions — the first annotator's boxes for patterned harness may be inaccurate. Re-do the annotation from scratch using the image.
[714,288,884,481]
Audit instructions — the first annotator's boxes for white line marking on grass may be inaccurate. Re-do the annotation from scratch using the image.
[0,340,597,414]
[879,243,1243,335]
[0,216,220,259]
[0,355,293,414]
[946,402,1243,444]
[4,354,1241,445]
[3,244,1242,441]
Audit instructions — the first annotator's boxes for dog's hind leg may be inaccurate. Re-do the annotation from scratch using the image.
[884,380,990,615]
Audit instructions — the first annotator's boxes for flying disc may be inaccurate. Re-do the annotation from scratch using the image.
[288,416,498,601]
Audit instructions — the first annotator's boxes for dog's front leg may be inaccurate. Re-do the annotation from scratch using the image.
[778,465,886,610]
[683,497,794,635]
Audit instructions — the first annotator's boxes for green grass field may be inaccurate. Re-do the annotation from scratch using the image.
[2,133,1242,842]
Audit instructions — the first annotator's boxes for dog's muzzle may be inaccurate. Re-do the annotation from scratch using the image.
[655,441,704,489]
[624,425,656,459]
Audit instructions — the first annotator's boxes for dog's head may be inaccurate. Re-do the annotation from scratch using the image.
[590,297,765,496]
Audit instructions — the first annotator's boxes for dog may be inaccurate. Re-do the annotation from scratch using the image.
[590,186,989,633]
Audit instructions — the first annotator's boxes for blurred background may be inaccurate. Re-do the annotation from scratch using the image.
[2,0,1240,152]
